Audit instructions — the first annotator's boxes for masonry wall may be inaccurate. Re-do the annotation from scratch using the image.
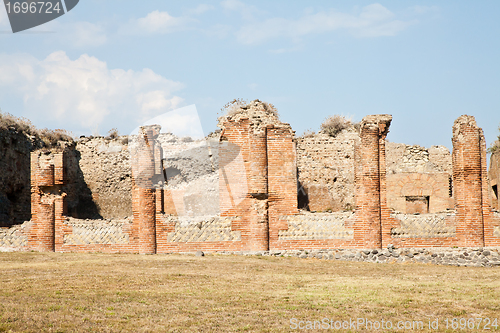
[5,108,500,253]
[72,137,132,219]
[386,173,452,213]
[386,143,453,214]
[382,115,500,248]
[295,130,358,212]
[0,128,43,227]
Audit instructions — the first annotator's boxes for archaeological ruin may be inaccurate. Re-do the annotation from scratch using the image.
[1,100,500,253]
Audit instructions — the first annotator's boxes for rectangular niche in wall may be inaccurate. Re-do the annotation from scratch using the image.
[406,196,429,214]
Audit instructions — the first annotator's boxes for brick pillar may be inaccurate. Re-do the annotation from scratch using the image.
[131,125,161,254]
[267,125,298,249]
[138,188,156,253]
[247,129,269,251]
[29,151,66,252]
[37,199,55,251]
[452,115,485,246]
[354,115,392,248]
[219,119,251,216]
[481,133,500,246]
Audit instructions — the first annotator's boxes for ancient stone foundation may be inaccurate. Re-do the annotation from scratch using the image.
[2,106,499,253]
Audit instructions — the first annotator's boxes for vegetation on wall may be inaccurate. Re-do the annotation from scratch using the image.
[0,109,73,147]
[488,124,500,154]
[320,115,355,137]
[220,98,279,118]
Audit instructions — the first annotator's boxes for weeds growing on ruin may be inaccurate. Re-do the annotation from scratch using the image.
[320,115,352,137]
[107,128,120,140]
[220,98,248,116]
[487,124,500,154]
[0,110,73,147]
[220,98,279,118]
[301,129,316,138]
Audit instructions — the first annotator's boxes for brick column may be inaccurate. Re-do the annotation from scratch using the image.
[247,129,269,251]
[354,115,392,248]
[29,151,66,252]
[267,125,298,249]
[131,125,161,254]
[452,115,485,246]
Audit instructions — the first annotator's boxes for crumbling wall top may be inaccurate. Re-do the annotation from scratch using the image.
[452,115,480,139]
[361,114,392,137]
[217,99,290,134]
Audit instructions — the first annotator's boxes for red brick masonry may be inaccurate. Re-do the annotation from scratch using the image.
[26,114,500,253]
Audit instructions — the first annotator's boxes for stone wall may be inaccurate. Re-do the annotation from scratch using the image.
[386,173,452,214]
[0,129,42,226]
[0,221,30,250]
[278,212,354,240]
[386,143,452,174]
[295,129,358,212]
[390,212,456,238]
[73,137,131,219]
[386,143,453,214]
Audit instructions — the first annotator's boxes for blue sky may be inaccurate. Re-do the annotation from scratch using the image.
[0,1,499,150]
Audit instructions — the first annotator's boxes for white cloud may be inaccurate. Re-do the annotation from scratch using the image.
[221,0,260,21]
[188,4,214,15]
[140,105,205,139]
[132,10,196,34]
[0,51,184,133]
[234,3,416,45]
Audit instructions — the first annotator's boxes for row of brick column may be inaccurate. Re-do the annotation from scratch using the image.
[27,114,499,252]
[353,114,499,248]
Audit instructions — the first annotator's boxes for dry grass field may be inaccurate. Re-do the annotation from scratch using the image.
[0,252,499,332]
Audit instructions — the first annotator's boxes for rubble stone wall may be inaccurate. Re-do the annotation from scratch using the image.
[295,130,358,212]
[73,137,132,219]
[0,129,43,227]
